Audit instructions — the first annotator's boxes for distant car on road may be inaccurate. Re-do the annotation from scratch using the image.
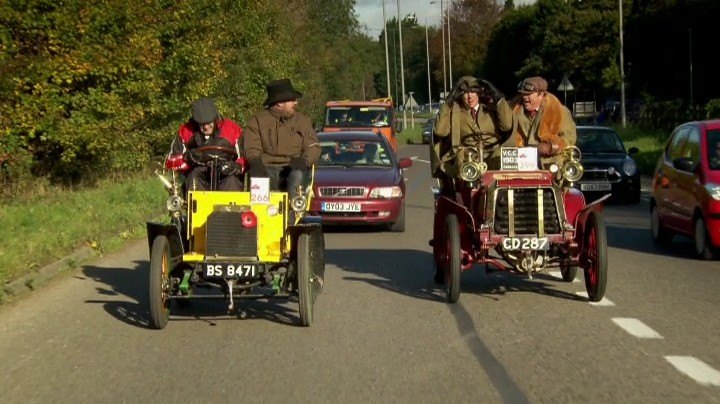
[573,126,641,204]
[422,118,436,144]
[650,119,720,260]
[310,131,413,232]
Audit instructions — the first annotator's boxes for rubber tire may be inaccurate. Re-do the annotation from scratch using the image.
[559,265,578,282]
[444,214,461,304]
[149,235,171,329]
[694,216,717,260]
[389,203,406,232]
[650,205,672,246]
[297,233,314,327]
[626,189,641,204]
[583,212,608,302]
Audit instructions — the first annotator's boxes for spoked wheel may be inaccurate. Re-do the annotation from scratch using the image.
[149,235,172,329]
[694,216,717,260]
[443,214,461,303]
[559,264,578,282]
[583,212,608,302]
[297,232,314,327]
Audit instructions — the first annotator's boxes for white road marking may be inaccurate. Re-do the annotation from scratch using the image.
[575,291,615,306]
[548,270,580,283]
[411,156,430,164]
[665,356,720,387]
[611,318,663,339]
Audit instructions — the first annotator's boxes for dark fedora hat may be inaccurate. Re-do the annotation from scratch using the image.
[264,79,303,106]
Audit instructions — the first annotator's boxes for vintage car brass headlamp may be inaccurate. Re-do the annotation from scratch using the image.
[291,185,308,213]
[561,146,584,183]
[165,195,183,212]
[456,146,487,182]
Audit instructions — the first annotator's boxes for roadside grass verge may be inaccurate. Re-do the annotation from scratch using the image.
[0,174,165,296]
[399,124,424,145]
[614,124,668,175]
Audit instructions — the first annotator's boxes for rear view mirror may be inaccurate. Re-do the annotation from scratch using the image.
[398,158,413,169]
[628,146,639,155]
[672,157,697,172]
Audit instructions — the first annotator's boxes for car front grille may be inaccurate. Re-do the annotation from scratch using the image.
[318,186,367,198]
[205,211,257,257]
[493,188,561,235]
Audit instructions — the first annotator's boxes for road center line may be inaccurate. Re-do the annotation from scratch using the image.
[665,356,720,386]
[611,318,663,339]
[410,157,430,164]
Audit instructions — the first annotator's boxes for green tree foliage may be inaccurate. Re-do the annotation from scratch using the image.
[0,0,384,195]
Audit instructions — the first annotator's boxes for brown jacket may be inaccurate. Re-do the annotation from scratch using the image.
[431,98,512,176]
[243,108,320,167]
[504,92,577,168]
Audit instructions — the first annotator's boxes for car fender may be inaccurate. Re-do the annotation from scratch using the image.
[146,221,184,261]
[563,187,586,227]
[573,193,610,247]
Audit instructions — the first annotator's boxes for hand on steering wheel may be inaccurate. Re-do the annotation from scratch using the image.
[187,144,238,165]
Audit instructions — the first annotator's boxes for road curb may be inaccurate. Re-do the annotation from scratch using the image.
[2,247,97,299]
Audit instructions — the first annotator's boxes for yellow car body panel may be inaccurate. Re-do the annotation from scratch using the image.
[185,191,289,263]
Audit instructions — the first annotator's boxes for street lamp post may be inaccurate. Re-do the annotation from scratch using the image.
[425,21,432,111]
[397,0,407,129]
[447,0,453,86]
[382,0,391,98]
[409,91,415,128]
[619,0,627,128]
[430,0,447,97]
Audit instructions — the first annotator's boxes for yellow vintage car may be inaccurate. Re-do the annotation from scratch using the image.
[146,145,325,329]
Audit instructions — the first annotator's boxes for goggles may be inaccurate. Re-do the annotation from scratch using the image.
[517,81,542,93]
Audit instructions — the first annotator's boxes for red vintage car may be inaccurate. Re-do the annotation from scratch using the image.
[431,138,608,303]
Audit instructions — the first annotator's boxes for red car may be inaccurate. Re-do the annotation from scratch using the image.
[309,131,412,232]
[651,119,720,259]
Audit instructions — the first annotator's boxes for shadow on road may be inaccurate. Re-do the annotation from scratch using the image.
[326,249,587,304]
[82,261,302,329]
[605,224,699,260]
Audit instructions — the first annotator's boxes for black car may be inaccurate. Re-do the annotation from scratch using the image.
[574,126,641,204]
[422,118,436,144]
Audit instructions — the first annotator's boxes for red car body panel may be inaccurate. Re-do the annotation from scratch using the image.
[652,119,720,248]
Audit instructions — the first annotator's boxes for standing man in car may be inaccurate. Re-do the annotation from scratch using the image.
[243,79,320,198]
[505,76,577,169]
[167,97,244,192]
[431,75,513,189]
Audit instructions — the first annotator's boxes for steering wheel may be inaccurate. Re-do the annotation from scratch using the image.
[191,144,238,164]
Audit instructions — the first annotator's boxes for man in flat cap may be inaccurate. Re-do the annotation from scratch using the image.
[166,97,244,193]
[505,76,577,169]
[243,79,320,198]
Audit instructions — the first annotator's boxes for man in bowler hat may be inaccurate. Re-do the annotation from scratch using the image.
[243,79,320,198]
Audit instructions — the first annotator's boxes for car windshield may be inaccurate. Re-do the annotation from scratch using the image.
[317,139,393,167]
[576,129,626,153]
[325,106,391,127]
[707,129,720,170]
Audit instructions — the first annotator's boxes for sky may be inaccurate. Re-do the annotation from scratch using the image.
[354,0,536,37]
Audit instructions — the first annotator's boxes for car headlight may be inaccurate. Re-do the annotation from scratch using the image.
[165,195,183,212]
[623,158,638,176]
[369,186,403,198]
[459,162,487,182]
[706,184,720,201]
[291,195,308,212]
